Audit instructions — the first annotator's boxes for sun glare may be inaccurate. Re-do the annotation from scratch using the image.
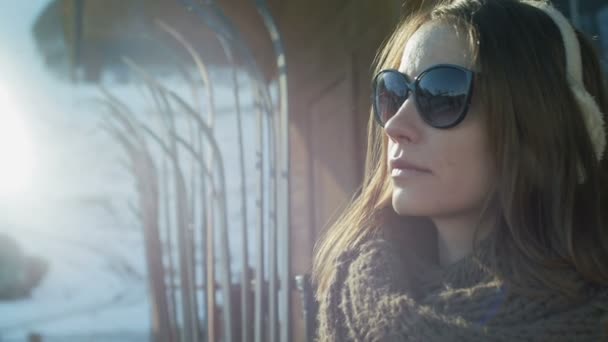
[0,89,35,198]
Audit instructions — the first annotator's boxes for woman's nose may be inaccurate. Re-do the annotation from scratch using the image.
[383,97,422,144]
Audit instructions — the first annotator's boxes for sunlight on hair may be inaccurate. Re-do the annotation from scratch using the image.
[0,88,34,199]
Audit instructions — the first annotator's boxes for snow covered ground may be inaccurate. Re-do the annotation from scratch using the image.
[0,1,273,340]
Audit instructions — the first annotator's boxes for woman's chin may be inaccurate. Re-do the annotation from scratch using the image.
[392,192,439,217]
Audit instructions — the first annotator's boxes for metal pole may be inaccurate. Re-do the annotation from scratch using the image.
[254,92,266,342]
[166,89,234,342]
[254,3,291,341]
[214,35,251,342]
[99,94,173,341]
[295,274,314,342]
[177,2,290,340]
[162,158,179,341]
[155,21,217,341]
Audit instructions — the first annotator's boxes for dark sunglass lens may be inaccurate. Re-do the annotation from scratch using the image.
[374,71,408,125]
[416,67,469,127]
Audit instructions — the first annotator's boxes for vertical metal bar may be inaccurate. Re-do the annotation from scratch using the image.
[223,44,252,342]
[139,125,196,342]
[196,126,209,342]
[211,143,233,342]
[179,62,206,335]
[163,98,198,342]
[99,90,174,341]
[128,62,195,342]
[162,158,179,341]
[254,91,266,342]
[267,105,278,342]
[132,64,198,341]
[181,62,209,342]
[254,3,291,341]
[142,81,181,342]
[276,33,290,342]
[204,90,217,342]
[187,119,201,339]
[167,92,233,342]
[175,3,290,341]
[203,74,220,342]
[100,96,173,341]
[206,207,215,342]
[295,275,314,342]
[268,127,279,342]
[208,31,251,342]
[138,155,172,342]
[154,22,217,341]
[167,136,215,342]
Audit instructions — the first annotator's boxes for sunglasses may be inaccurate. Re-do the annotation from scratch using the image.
[372,64,475,129]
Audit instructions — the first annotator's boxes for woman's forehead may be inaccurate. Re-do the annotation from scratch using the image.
[399,21,474,78]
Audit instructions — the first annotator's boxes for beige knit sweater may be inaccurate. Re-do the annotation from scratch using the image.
[316,236,608,341]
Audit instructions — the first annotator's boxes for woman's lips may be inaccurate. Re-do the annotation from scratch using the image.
[389,158,431,179]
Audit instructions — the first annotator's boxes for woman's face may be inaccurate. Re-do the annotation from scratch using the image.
[386,21,496,219]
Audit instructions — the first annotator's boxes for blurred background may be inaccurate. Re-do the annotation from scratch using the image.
[0,0,606,341]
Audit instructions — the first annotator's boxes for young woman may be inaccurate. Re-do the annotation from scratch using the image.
[313,0,608,340]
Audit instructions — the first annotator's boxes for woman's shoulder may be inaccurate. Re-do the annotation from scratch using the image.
[333,238,399,268]
[316,237,423,341]
[332,237,415,289]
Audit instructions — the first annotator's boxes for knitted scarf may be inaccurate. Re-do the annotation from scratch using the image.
[316,235,608,341]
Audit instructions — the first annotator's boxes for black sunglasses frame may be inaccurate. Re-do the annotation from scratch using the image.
[372,63,475,129]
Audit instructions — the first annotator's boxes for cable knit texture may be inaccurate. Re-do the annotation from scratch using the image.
[316,236,608,341]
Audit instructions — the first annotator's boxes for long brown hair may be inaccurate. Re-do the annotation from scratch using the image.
[312,0,608,301]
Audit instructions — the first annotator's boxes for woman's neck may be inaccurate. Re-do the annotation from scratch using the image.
[432,212,494,267]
